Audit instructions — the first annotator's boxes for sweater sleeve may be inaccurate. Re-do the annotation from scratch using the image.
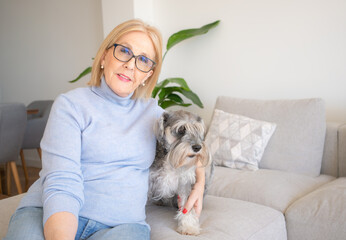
[40,94,84,224]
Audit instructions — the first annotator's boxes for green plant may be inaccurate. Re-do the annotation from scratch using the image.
[153,20,219,109]
[70,20,220,109]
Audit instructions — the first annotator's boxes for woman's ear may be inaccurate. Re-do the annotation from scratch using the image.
[145,70,153,80]
[100,51,107,67]
[141,70,153,85]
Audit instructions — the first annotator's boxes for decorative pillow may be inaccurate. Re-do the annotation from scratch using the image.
[205,109,276,170]
[214,97,326,177]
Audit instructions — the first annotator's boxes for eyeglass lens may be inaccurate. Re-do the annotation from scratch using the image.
[113,44,154,73]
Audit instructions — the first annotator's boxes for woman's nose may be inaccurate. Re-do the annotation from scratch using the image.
[124,57,136,70]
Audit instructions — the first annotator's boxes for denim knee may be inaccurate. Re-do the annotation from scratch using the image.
[87,223,150,240]
[4,207,44,240]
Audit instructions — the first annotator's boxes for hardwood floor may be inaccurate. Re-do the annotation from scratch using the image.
[0,164,41,199]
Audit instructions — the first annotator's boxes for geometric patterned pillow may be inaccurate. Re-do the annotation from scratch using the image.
[205,109,277,171]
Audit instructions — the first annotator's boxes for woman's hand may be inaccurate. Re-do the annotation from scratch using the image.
[181,181,205,217]
[179,162,206,217]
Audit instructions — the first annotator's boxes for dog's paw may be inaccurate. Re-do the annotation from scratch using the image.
[175,210,201,235]
[177,224,201,235]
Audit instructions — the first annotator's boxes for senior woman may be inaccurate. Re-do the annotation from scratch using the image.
[5,19,206,240]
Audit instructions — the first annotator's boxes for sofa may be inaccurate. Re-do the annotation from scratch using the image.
[1,96,345,240]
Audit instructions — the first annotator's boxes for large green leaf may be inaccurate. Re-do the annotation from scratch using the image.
[158,86,181,100]
[69,66,92,83]
[166,93,184,103]
[152,86,161,98]
[164,20,220,59]
[160,100,191,109]
[152,78,190,98]
[180,89,203,108]
[157,86,204,108]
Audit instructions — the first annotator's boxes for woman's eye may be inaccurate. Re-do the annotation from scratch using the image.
[178,126,186,135]
[138,55,149,64]
[121,47,131,55]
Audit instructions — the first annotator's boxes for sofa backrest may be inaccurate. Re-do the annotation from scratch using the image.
[214,96,326,177]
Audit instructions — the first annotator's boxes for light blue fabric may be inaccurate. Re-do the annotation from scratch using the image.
[5,207,44,240]
[5,207,150,240]
[17,76,164,229]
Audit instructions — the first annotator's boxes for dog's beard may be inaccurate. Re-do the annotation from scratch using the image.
[167,142,210,169]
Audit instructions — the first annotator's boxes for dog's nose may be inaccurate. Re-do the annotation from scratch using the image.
[192,144,202,152]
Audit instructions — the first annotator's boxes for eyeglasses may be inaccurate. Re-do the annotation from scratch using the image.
[110,43,156,73]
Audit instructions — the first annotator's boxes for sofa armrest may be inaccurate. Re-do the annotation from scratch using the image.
[339,124,346,177]
[286,177,346,240]
[321,122,346,177]
[321,122,342,177]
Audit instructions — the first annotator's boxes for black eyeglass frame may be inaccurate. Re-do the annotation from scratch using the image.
[109,43,156,73]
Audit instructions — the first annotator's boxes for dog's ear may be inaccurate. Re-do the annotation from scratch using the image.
[198,143,212,167]
[197,116,207,139]
[154,112,169,143]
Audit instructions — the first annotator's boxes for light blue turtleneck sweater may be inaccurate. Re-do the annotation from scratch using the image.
[18,77,164,227]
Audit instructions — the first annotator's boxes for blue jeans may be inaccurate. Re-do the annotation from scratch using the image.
[4,207,150,240]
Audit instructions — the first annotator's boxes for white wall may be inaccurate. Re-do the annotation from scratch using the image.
[101,0,134,38]
[101,0,154,38]
[2,0,344,122]
[0,0,103,105]
[0,0,103,166]
[153,0,346,124]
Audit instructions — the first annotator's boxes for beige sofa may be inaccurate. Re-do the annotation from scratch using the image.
[1,96,346,240]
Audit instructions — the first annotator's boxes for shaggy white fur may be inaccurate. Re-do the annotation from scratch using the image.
[148,110,213,235]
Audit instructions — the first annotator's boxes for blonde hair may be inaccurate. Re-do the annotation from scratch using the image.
[88,19,163,99]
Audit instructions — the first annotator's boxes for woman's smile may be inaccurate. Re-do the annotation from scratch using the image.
[117,73,132,82]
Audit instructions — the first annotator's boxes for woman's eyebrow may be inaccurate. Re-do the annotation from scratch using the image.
[120,42,153,58]
[119,42,132,48]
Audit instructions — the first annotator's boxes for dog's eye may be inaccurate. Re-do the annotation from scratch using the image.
[178,126,186,135]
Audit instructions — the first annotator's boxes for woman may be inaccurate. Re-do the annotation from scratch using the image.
[5,19,205,240]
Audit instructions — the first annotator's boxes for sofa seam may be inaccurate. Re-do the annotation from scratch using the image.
[246,212,286,240]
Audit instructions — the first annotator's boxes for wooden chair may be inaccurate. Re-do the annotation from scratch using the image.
[20,100,53,190]
[0,103,27,195]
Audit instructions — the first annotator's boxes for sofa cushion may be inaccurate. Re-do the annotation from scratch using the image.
[1,194,286,240]
[0,194,24,239]
[146,195,287,240]
[214,96,326,177]
[205,109,276,171]
[285,177,346,240]
[207,166,334,212]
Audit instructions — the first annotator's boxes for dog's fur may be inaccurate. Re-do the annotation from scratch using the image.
[148,110,214,235]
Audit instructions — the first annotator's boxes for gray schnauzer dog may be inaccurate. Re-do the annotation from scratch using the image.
[148,110,214,235]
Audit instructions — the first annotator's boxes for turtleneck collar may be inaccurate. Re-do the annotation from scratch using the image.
[91,75,134,107]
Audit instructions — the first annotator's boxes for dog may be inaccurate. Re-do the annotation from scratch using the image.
[148,110,214,235]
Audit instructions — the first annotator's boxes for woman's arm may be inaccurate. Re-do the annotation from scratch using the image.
[182,161,205,217]
[40,95,85,237]
[44,212,77,240]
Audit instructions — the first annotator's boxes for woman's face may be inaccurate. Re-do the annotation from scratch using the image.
[101,31,155,97]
